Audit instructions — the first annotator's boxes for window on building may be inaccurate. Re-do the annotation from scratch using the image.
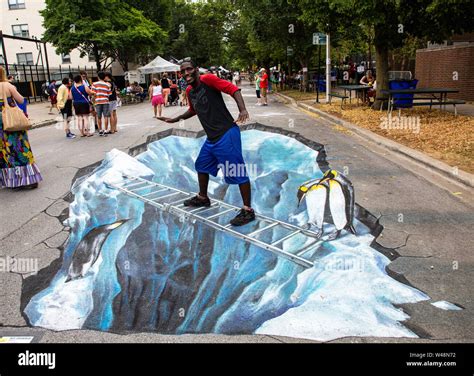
[88,53,96,62]
[8,0,26,10]
[17,52,33,65]
[61,53,71,64]
[12,24,29,38]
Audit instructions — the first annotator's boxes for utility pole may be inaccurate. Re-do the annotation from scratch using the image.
[325,33,331,103]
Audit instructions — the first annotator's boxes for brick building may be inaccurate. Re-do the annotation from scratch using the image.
[415,34,474,101]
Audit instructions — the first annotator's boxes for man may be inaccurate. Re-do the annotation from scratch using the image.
[80,70,91,88]
[57,77,75,139]
[156,58,255,226]
[47,79,58,114]
[91,71,112,136]
[259,68,268,106]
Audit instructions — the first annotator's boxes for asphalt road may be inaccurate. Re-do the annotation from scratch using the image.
[0,84,472,343]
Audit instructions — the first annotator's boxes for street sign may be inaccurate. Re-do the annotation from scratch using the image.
[313,32,326,45]
[287,46,293,56]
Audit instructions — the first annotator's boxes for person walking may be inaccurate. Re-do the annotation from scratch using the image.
[71,75,93,137]
[47,79,57,114]
[156,58,255,226]
[91,71,112,136]
[259,68,268,106]
[148,78,164,118]
[104,72,118,133]
[161,73,171,106]
[0,66,43,189]
[57,77,75,139]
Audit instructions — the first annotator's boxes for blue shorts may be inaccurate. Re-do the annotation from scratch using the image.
[195,125,250,185]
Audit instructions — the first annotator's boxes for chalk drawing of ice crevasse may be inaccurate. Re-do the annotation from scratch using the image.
[24,129,429,341]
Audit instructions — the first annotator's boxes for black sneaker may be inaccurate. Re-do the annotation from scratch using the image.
[99,131,104,136]
[230,208,256,226]
[183,195,211,207]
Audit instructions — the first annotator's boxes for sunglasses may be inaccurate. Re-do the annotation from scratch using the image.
[178,57,193,64]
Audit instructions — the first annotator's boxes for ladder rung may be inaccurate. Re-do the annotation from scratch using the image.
[152,192,181,201]
[247,222,279,238]
[206,208,236,220]
[271,230,301,246]
[142,188,168,197]
[187,203,218,214]
[129,186,153,194]
[168,197,190,205]
[122,181,148,189]
[295,239,320,256]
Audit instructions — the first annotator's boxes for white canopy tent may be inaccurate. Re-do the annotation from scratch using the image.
[138,56,180,74]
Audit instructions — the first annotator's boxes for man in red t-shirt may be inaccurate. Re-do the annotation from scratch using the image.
[259,68,268,106]
[157,58,255,226]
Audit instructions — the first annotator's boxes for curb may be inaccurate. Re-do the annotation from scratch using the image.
[275,92,474,189]
[31,119,57,129]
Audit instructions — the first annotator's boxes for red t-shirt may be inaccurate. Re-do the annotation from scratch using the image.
[259,73,268,89]
[186,74,240,142]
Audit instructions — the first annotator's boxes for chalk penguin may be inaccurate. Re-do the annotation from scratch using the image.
[65,220,127,282]
[297,169,356,240]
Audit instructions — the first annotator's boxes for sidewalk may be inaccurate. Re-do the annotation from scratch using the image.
[26,100,60,128]
[275,91,474,187]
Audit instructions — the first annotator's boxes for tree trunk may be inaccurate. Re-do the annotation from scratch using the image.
[93,44,101,72]
[117,49,129,72]
[367,46,372,70]
[299,57,308,92]
[373,44,389,110]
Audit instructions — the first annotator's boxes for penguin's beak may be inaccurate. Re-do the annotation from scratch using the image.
[106,219,129,231]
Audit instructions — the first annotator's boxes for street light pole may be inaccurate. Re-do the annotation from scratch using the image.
[316,44,321,103]
[325,32,331,103]
[0,31,10,76]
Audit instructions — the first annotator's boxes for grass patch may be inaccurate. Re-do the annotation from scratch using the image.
[311,101,473,174]
[279,89,326,102]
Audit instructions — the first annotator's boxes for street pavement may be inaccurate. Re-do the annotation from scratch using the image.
[0,83,472,343]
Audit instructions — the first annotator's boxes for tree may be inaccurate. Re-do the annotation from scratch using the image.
[41,0,166,72]
[298,0,474,108]
[165,0,233,67]
[237,0,319,89]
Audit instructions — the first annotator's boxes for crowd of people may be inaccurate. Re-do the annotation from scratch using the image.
[46,70,120,138]
[0,62,268,191]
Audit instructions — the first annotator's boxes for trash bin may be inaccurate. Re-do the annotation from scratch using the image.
[389,79,418,108]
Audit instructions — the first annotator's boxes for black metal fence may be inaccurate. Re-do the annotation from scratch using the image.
[0,63,97,103]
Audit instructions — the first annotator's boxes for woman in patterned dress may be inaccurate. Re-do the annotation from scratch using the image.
[0,66,42,189]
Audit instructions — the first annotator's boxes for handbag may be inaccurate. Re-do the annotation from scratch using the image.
[0,83,31,132]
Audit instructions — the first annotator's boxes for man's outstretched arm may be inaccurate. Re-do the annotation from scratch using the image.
[233,90,249,124]
[156,109,196,123]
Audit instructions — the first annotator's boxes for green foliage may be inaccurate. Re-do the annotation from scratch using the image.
[41,0,166,70]
[164,0,233,67]
[41,0,474,75]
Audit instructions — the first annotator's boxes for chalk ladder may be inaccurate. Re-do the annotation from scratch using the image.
[106,175,322,268]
